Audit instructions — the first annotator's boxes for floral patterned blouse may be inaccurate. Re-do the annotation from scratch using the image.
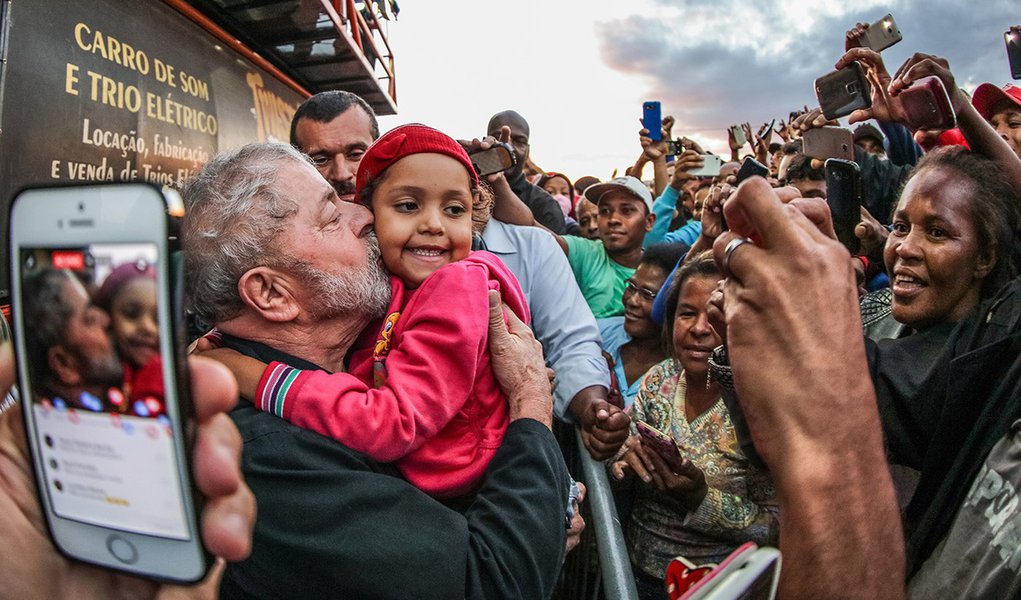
[625,358,778,579]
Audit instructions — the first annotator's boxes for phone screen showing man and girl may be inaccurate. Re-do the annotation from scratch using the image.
[20,244,189,540]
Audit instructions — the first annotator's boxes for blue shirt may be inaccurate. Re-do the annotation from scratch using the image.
[597,317,642,408]
[644,185,702,247]
[482,220,611,421]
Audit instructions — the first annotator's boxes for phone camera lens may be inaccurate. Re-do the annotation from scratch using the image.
[78,202,85,212]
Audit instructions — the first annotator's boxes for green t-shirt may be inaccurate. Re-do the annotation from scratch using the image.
[564,236,634,318]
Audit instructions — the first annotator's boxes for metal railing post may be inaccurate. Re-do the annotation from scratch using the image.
[574,427,639,600]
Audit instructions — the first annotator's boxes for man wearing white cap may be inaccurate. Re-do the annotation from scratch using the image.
[552,176,655,319]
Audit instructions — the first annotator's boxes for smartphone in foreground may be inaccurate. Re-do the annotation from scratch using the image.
[469,142,516,176]
[644,101,663,141]
[900,76,956,131]
[803,127,855,162]
[825,158,863,255]
[815,63,872,120]
[9,183,208,582]
[862,14,902,52]
[669,542,781,600]
[1005,29,1021,80]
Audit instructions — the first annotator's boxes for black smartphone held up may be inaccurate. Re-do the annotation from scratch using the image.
[469,142,516,177]
[643,101,663,141]
[862,14,902,52]
[825,158,863,255]
[900,76,957,131]
[1006,29,1021,80]
[9,183,209,582]
[802,127,855,162]
[815,63,872,120]
[734,156,769,185]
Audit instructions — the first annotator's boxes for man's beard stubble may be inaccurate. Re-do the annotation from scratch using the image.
[292,232,391,321]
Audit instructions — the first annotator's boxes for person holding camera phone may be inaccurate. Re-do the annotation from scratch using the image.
[610,252,778,600]
[0,340,256,598]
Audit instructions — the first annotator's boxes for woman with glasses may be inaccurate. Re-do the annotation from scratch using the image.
[610,251,778,600]
[598,243,688,407]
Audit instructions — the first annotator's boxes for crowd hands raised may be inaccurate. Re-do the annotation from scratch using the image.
[3,16,1021,600]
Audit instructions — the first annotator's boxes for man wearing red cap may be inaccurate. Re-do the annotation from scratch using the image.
[973,83,1021,159]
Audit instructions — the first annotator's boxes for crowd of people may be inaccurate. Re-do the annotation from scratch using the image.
[3,19,1021,600]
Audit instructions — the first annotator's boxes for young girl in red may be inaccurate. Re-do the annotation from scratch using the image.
[221,125,529,498]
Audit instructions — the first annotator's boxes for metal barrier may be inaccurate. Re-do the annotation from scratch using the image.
[554,423,639,600]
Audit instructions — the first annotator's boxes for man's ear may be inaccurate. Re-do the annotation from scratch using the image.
[237,267,302,322]
[48,345,81,386]
[645,211,656,233]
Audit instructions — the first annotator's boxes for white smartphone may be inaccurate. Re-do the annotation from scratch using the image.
[9,183,208,582]
[690,154,723,178]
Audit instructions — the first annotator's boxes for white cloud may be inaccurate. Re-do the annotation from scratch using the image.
[373,1,1020,181]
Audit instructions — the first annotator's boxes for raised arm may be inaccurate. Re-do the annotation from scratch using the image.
[713,179,904,599]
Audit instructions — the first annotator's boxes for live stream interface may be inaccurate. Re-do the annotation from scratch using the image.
[20,245,190,540]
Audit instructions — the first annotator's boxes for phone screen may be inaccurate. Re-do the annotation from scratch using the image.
[19,243,190,541]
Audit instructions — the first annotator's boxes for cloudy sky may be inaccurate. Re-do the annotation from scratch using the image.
[376,0,1017,181]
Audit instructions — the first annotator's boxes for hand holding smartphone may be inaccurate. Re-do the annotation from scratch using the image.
[469,142,516,177]
[636,420,684,472]
[861,14,902,52]
[9,183,209,582]
[815,63,872,120]
[899,76,956,131]
[644,101,663,141]
[824,159,863,255]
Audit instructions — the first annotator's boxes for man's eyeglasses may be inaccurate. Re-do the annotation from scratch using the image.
[623,279,659,302]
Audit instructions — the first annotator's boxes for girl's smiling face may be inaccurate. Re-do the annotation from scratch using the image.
[110,277,159,368]
[371,153,474,289]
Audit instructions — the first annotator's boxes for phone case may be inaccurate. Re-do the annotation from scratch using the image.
[900,76,956,131]
[863,14,902,52]
[815,63,872,120]
[644,101,663,141]
[636,421,684,472]
[690,154,722,178]
[802,127,854,162]
[469,143,515,177]
[825,158,862,255]
[730,126,746,147]
[734,157,768,185]
[1005,30,1021,80]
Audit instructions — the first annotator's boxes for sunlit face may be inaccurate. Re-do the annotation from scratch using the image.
[576,198,600,239]
[371,153,474,289]
[597,192,653,255]
[884,167,990,329]
[672,275,721,378]
[274,160,390,319]
[294,107,375,201]
[110,277,159,368]
[622,263,667,339]
[543,177,571,197]
[60,276,123,388]
[989,107,1021,159]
